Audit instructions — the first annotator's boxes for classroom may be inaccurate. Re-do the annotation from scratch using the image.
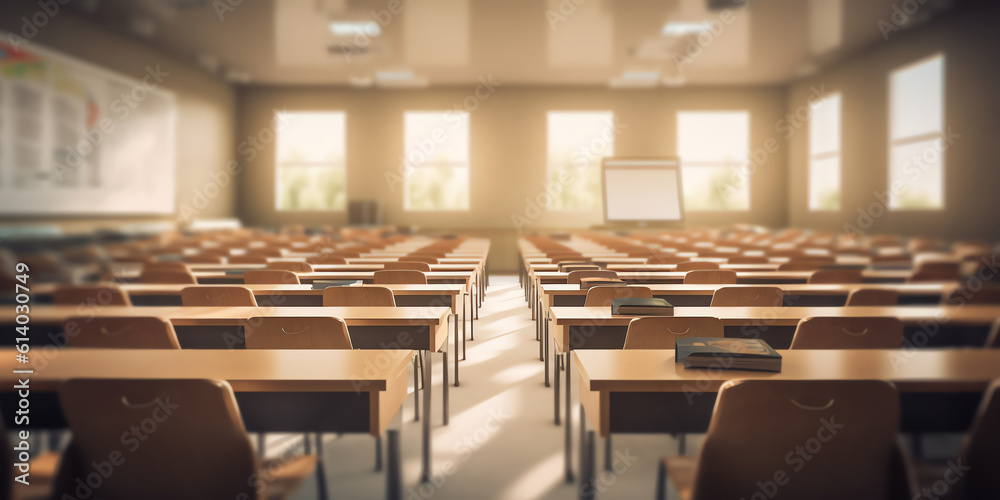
[0,0,998,499]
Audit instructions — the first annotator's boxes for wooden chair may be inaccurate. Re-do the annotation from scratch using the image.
[247,247,284,258]
[623,317,724,349]
[64,316,181,349]
[561,264,602,273]
[914,379,1000,499]
[942,285,1000,305]
[383,261,432,272]
[710,286,784,307]
[778,261,827,271]
[683,270,737,284]
[987,319,1000,348]
[245,316,352,349]
[53,285,131,306]
[181,286,258,307]
[244,270,300,285]
[323,286,396,306]
[674,262,719,272]
[373,270,427,284]
[139,269,197,284]
[790,317,903,349]
[809,269,864,284]
[306,254,348,265]
[53,379,317,500]
[584,286,652,307]
[725,256,769,264]
[228,255,270,265]
[185,254,225,264]
[144,261,189,272]
[909,261,961,282]
[657,380,912,500]
[847,288,899,306]
[266,261,314,273]
[567,270,618,284]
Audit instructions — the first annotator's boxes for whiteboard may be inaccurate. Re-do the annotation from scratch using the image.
[0,34,176,215]
[602,158,684,223]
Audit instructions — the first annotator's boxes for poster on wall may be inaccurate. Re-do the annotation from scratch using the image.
[0,33,176,215]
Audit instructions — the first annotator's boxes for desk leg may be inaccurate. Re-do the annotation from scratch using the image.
[386,430,401,500]
[413,355,420,422]
[316,434,329,500]
[375,436,383,471]
[462,297,469,361]
[420,349,432,483]
[581,427,595,500]
[565,355,574,482]
[453,313,460,387]
[544,312,550,387]
[604,435,612,472]
[442,349,449,426]
[553,349,560,425]
[470,290,475,341]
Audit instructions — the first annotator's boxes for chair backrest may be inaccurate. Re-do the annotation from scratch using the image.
[64,316,181,349]
[623,317,724,349]
[323,286,396,306]
[809,269,864,284]
[942,285,1000,305]
[244,316,352,349]
[778,261,827,271]
[909,261,961,282]
[243,269,300,285]
[306,254,348,265]
[383,261,432,272]
[953,379,1000,499]
[846,288,899,306]
[266,261,314,273]
[55,379,258,500]
[790,317,903,349]
[184,254,224,264]
[145,261,189,272]
[53,285,131,306]
[180,286,258,307]
[584,286,652,307]
[373,270,427,284]
[139,270,197,284]
[566,270,618,284]
[987,319,1000,348]
[710,286,784,307]
[675,261,719,272]
[691,380,905,500]
[725,256,769,264]
[684,270,737,284]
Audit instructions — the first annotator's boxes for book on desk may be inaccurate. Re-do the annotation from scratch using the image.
[611,297,674,316]
[676,337,782,373]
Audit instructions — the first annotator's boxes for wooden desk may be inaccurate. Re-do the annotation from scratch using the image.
[568,349,1000,486]
[0,348,414,494]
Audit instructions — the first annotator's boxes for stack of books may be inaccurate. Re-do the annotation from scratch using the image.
[675,337,782,373]
[610,297,674,316]
[579,277,626,289]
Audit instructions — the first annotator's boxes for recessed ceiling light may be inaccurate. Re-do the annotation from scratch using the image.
[375,70,416,81]
[329,21,381,37]
[661,21,712,36]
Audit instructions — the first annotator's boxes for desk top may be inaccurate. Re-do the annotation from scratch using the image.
[574,349,1000,393]
[539,283,949,296]
[550,305,1000,327]
[30,283,465,297]
[0,348,412,392]
[534,270,914,282]
[2,305,450,327]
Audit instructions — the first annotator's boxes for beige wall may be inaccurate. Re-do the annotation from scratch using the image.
[0,6,238,230]
[786,1,1000,241]
[237,85,788,270]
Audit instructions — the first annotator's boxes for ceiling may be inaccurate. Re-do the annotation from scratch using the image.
[71,0,966,87]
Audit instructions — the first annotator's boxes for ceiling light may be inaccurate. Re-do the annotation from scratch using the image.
[376,70,416,81]
[329,21,381,37]
[661,21,712,36]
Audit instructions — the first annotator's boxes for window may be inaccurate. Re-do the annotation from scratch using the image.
[677,111,750,211]
[275,111,347,211]
[403,111,470,210]
[546,111,615,210]
[889,54,945,210]
[808,92,842,211]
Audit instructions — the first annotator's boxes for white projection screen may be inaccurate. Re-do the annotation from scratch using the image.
[601,157,685,226]
[0,34,176,215]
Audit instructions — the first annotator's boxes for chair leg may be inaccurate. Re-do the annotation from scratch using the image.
[315,434,328,500]
[656,459,668,500]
